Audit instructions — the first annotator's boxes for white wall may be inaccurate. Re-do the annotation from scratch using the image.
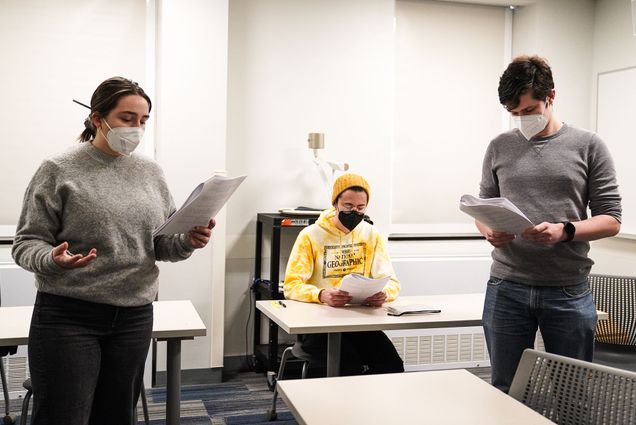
[154,0,229,370]
[512,0,595,130]
[589,0,636,274]
[392,0,506,226]
[224,0,395,356]
[0,0,148,224]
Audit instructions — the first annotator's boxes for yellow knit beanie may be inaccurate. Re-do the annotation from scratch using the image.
[331,173,371,205]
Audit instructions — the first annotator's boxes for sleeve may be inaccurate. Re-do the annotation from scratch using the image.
[283,232,322,303]
[11,161,66,276]
[478,141,500,199]
[587,135,622,222]
[153,233,195,262]
[152,170,196,262]
[370,232,400,302]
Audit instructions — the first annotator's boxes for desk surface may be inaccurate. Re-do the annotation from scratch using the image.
[256,294,609,335]
[278,369,554,425]
[0,300,206,347]
[256,294,486,334]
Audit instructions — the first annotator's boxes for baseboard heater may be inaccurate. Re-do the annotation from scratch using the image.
[386,326,490,371]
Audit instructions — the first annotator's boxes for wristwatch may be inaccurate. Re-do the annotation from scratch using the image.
[561,222,576,242]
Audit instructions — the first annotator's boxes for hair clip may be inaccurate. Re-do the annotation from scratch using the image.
[72,99,91,110]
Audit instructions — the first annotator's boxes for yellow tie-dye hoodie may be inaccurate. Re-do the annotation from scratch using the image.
[283,207,400,303]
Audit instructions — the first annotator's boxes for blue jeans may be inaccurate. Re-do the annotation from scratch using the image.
[28,292,153,425]
[482,277,597,393]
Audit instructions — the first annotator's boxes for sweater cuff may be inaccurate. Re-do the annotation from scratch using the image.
[45,251,66,275]
[177,234,196,256]
[311,287,322,304]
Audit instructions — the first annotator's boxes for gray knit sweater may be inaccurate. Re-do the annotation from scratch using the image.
[479,124,622,285]
[12,142,194,306]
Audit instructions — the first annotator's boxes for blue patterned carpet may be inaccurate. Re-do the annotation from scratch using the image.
[4,372,297,425]
[5,368,491,424]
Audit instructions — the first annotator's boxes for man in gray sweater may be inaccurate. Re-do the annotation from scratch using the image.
[476,56,622,393]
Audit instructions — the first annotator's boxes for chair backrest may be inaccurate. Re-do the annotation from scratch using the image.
[589,273,636,345]
[509,348,636,425]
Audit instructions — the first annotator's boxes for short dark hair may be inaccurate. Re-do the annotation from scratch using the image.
[78,77,152,142]
[498,55,554,109]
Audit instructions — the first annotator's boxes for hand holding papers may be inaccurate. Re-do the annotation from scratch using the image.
[153,174,246,236]
[459,194,533,235]
[339,274,389,305]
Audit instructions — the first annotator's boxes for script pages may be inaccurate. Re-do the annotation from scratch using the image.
[339,274,389,304]
[459,194,534,235]
[386,304,441,316]
[153,174,247,236]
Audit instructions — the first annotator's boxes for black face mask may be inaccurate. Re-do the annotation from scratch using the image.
[338,211,365,231]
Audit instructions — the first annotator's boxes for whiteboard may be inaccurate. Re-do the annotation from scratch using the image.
[597,67,636,237]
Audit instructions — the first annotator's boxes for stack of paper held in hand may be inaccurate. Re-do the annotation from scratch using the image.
[386,304,441,316]
[459,194,534,235]
[153,174,246,237]
[339,274,389,305]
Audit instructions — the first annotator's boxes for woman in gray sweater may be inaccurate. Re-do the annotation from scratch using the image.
[12,77,214,425]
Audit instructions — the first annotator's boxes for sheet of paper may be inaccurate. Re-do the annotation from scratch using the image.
[459,194,534,235]
[386,304,441,316]
[153,174,246,236]
[339,274,390,305]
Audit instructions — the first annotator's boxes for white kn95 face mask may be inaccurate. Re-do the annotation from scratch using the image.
[512,111,548,141]
[102,119,144,155]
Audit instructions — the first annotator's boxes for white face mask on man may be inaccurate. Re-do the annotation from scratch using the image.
[101,119,144,155]
[511,101,550,140]
[512,114,548,140]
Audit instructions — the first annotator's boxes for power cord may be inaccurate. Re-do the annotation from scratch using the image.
[246,278,273,371]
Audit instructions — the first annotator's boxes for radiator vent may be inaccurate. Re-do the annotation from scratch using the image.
[387,327,490,371]
[1,355,29,397]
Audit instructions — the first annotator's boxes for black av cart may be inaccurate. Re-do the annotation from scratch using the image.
[251,212,319,373]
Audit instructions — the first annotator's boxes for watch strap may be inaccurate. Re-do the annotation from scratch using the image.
[561,222,575,242]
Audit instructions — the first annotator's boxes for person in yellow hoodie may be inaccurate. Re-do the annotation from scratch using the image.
[283,173,404,376]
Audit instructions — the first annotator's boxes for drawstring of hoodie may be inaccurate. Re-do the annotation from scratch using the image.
[338,228,356,275]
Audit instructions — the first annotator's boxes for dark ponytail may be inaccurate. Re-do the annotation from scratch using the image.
[77,77,152,143]
[79,116,97,143]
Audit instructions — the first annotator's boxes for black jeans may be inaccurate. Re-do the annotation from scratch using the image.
[301,331,404,376]
[28,292,153,425]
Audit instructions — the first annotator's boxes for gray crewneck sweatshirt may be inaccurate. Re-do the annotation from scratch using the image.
[12,142,194,306]
[479,124,622,285]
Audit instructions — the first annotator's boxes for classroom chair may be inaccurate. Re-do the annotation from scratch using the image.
[589,273,636,372]
[1,347,17,425]
[0,283,17,425]
[509,348,636,424]
[19,379,150,424]
[266,337,311,421]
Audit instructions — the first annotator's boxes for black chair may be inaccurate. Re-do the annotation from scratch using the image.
[0,283,17,425]
[510,348,636,424]
[18,380,30,425]
[19,379,149,425]
[1,347,17,425]
[589,273,636,372]
[266,338,311,421]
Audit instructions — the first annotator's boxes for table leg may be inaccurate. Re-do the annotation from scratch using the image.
[326,333,341,377]
[166,339,182,425]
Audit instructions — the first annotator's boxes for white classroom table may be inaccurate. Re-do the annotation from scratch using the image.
[0,300,206,425]
[256,294,608,377]
[257,294,484,377]
[277,369,554,425]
